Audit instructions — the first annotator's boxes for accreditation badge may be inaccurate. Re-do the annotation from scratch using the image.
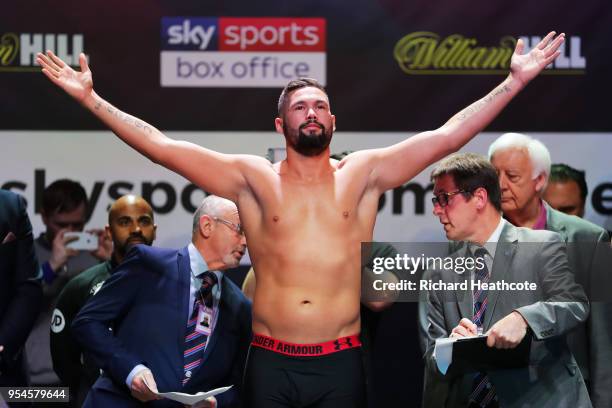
[196,304,212,336]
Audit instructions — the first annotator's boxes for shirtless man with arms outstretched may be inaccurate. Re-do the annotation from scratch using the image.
[38,32,564,408]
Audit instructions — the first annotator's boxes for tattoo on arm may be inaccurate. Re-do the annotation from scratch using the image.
[456,84,512,121]
[94,101,152,134]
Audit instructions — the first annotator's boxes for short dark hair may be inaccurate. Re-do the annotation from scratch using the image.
[431,153,502,212]
[277,78,327,117]
[549,163,588,201]
[42,179,88,215]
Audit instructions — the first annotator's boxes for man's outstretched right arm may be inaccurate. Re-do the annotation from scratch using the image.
[37,51,263,201]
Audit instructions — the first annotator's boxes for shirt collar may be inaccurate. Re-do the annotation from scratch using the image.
[188,242,209,276]
[481,216,506,258]
[187,243,223,283]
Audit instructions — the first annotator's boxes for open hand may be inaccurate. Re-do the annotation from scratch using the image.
[37,51,93,103]
[510,31,565,86]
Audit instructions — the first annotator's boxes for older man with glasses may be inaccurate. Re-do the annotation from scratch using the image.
[420,153,590,408]
[72,195,251,408]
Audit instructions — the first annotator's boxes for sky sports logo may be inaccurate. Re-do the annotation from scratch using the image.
[160,17,326,88]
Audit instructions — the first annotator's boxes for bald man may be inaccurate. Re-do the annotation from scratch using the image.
[50,195,156,407]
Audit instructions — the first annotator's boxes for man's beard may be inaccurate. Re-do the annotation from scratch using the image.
[117,233,153,256]
[284,120,333,157]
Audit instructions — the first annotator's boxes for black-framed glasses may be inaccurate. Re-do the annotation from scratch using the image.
[431,190,471,208]
[213,216,245,236]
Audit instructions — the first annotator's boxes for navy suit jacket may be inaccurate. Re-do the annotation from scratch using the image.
[0,189,41,386]
[73,245,252,407]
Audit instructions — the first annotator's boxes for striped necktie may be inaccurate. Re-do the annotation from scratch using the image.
[468,246,499,408]
[183,271,218,384]
[472,247,490,328]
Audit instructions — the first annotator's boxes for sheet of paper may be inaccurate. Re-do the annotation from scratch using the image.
[143,376,232,405]
[433,337,457,375]
[157,385,232,405]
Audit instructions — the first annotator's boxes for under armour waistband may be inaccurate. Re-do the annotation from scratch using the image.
[251,333,361,356]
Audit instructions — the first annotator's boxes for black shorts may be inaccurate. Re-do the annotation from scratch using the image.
[244,334,365,408]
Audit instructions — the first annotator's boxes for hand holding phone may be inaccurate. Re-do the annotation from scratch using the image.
[65,231,99,251]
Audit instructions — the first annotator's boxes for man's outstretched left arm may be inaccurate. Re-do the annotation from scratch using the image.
[366,31,564,192]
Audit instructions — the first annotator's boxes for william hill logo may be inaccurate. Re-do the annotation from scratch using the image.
[393,32,585,75]
[0,32,84,72]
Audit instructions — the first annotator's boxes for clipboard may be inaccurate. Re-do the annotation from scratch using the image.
[453,334,531,372]
[434,333,531,374]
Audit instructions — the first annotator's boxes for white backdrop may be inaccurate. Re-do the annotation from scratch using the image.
[2,131,611,263]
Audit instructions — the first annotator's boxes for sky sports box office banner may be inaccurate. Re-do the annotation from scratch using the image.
[1,1,611,253]
[1,0,610,131]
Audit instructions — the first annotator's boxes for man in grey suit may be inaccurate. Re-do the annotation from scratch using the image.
[422,153,591,407]
[489,133,611,407]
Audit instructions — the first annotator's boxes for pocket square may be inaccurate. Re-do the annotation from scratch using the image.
[2,231,16,244]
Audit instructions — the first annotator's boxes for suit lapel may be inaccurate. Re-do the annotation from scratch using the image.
[484,223,517,329]
[544,203,569,241]
[177,247,191,355]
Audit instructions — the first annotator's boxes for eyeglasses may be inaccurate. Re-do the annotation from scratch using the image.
[431,190,471,208]
[213,217,245,236]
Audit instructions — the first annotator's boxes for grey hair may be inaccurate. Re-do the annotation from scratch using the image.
[192,195,236,233]
[488,132,551,184]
